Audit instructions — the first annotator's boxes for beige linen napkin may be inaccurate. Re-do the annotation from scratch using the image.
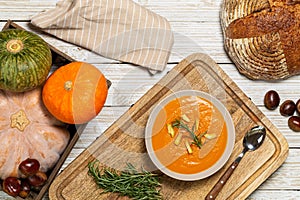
[31,0,174,73]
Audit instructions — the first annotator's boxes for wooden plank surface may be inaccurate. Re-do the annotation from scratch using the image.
[0,0,299,199]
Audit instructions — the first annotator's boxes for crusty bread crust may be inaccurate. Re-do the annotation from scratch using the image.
[222,0,300,80]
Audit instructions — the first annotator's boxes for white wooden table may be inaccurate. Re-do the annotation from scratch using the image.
[0,0,299,199]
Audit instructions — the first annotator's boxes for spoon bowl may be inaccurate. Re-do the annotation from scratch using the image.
[243,126,266,151]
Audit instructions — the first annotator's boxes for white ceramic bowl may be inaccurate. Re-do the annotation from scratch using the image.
[145,90,235,181]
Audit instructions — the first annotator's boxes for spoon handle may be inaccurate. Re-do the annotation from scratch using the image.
[205,159,241,200]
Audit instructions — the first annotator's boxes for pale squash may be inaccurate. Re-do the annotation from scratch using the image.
[0,87,70,179]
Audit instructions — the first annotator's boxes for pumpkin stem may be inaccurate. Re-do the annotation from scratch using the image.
[10,109,30,132]
[64,80,73,91]
[6,39,24,53]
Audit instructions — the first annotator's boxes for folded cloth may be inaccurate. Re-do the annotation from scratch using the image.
[31,0,174,73]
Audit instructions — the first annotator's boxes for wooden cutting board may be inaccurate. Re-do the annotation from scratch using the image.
[49,53,289,200]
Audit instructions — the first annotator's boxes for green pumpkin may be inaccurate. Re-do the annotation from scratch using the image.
[0,29,52,92]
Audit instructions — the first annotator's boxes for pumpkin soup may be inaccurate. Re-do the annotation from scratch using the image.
[151,95,227,174]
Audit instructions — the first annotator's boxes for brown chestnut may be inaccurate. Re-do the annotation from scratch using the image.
[288,116,300,132]
[19,158,40,177]
[19,179,31,198]
[2,177,21,197]
[280,100,296,116]
[296,99,300,115]
[27,171,47,187]
[264,90,280,110]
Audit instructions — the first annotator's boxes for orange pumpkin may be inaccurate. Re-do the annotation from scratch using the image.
[42,62,108,124]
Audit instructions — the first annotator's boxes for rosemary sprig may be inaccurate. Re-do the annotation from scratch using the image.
[88,161,162,200]
[171,119,206,148]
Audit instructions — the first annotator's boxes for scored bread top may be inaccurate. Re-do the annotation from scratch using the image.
[222,0,300,80]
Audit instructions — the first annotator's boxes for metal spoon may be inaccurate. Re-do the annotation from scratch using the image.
[205,125,266,200]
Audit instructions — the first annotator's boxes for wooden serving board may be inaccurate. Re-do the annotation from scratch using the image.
[49,53,289,200]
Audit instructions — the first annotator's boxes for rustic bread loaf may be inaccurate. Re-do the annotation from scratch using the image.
[221,0,300,80]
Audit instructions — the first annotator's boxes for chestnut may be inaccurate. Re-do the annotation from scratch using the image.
[264,90,280,110]
[19,179,31,198]
[2,177,21,197]
[288,116,300,132]
[19,158,40,177]
[27,171,47,187]
[296,99,300,115]
[280,100,296,116]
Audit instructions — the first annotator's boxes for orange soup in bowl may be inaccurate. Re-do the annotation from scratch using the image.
[152,95,227,174]
[145,90,234,180]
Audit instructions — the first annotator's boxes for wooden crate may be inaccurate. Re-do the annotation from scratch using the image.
[1,20,96,200]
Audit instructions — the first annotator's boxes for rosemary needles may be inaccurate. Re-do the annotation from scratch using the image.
[171,119,205,148]
[88,161,162,200]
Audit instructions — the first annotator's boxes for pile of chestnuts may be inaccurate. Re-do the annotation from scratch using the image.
[264,90,300,132]
[1,158,47,198]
